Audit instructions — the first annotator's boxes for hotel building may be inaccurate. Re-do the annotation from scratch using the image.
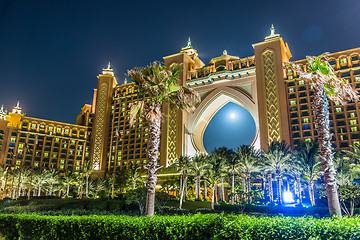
[1,26,360,175]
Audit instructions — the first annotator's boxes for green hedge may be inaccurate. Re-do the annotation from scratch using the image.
[0,214,360,240]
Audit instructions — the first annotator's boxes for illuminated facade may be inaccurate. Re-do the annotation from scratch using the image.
[1,27,360,175]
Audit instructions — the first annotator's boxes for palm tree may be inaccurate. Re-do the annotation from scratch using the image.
[128,62,199,217]
[127,163,142,190]
[81,160,94,198]
[212,147,233,201]
[334,152,357,186]
[235,145,262,204]
[63,171,76,197]
[286,55,358,216]
[226,152,238,204]
[294,140,322,206]
[177,155,191,209]
[90,178,108,198]
[47,170,60,196]
[208,150,227,207]
[343,142,360,164]
[189,154,210,200]
[262,141,292,204]
[33,169,49,196]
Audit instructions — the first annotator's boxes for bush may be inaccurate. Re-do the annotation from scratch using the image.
[0,214,360,240]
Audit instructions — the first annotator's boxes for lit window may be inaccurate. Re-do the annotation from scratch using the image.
[52,154,57,158]
[48,126,53,131]
[290,100,297,105]
[77,151,81,155]
[60,165,64,169]
[56,128,61,133]
[288,76,293,80]
[16,160,21,165]
[10,137,16,142]
[340,58,347,64]
[289,88,294,93]
[118,156,121,160]
[31,123,37,129]
[71,140,75,144]
[63,144,67,148]
[350,120,357,125]
[350,113,356,118]
[44,152,49,157]
[305,138,311,142]
[60,159,65,164]
[55,138,60,142]
[19,144,24,148]
[85,152,89,157]
[76,161,81,165]
[69,150,73,154]
[340,135,344,141]
[40,125,45,129]
[64,129,70,134]
[355,77,360,82]
[335,107,342,112]
[298,80,305,85]
[351,127,357,132]
[75,167,80,171]
[34,162,39,167]
[303,118,309,123]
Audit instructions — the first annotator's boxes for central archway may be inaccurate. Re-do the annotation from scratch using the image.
[187,86,260,155]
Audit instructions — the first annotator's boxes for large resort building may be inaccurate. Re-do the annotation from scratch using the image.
[1,26,360,175]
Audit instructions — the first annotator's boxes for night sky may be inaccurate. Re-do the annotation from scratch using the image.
[0,0,359,147]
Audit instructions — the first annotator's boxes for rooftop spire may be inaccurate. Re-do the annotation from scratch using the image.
[102,62,114,76]
[265,24,280,40]
[12,101,22,114]
[181,37,198,56]
[0,105,6,120]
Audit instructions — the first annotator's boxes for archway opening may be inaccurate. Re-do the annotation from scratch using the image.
[203,102,256,153]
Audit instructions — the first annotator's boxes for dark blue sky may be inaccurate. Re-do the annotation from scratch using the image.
[203,103,256,153]
[0,0,359,125]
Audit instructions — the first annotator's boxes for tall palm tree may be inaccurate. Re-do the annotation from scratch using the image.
[208,149,227,206]
[286,55,358,216]
[189,153,211,200]
[82,160,94,198]
[226,152,238,204]
[212,147,233,201]
[63,171,76,197]
[235,145,262,204]
[262,141,292,204]
[334,152,357,186]
[47,170,60,196]
[33,169,49,197]
[294,140,322,206]
[177,155,191,209]
[128,62,199,217]
[127,163,142,190]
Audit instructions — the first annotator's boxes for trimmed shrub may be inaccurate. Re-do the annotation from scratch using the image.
[0,214,360,240]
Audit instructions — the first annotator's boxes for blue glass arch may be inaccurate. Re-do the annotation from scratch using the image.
[203,102,256,153]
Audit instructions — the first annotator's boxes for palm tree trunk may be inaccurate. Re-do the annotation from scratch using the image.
[27,170,32,200]
[246,174,252,204]
[313,85,341,216]
[221,178,225,202]
[145,105,161,217]
[16,170,22,200]
[242,177,246,202]
[49,184,53,196]
[308,180,315,206]
[37,184,41,197]
[276,173,282,204]
[261,174,266,199]
[231,169,235,204]
[79,175,84,199]
[66,183,70,197]
[179,174,188,209]
[267,173,273,202]
[204,181,207,201]
[211,185,215,209]
[111,172,115,199]
[179,174,183,198]
[86,175,89,197]
[296,174,302,204]
[196,175,200,199]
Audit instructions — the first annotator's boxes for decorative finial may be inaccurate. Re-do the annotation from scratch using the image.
[16,101,19,108]
[107,62,111,69]
[124,78,128,84]
[12,101,22,114]
[102,62,114,76]
[223,50,228,55]
[265,24,280,40]
[187,37,192,48]
[270,24,275,36]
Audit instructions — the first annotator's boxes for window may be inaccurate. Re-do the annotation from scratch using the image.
[60,159,65,164]
[350,120,357,125]
[289,88,294,93]
[335,107,342,112]
[340,58,347,64]
[350,112,356,118]
[44,152,49,157]
[298,80,305,85]
[55,138,60,142]
[288,76,293,80]
[10,137,16,142]
[64,129,70,134]
[303,118,309,123]
[56,128,61,133]
[351,127,357,132]
[355,77,360,82]
[18,143,24,148]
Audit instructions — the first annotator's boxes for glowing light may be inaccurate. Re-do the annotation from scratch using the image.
[283,191,294,203]
[230,113,236,119]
